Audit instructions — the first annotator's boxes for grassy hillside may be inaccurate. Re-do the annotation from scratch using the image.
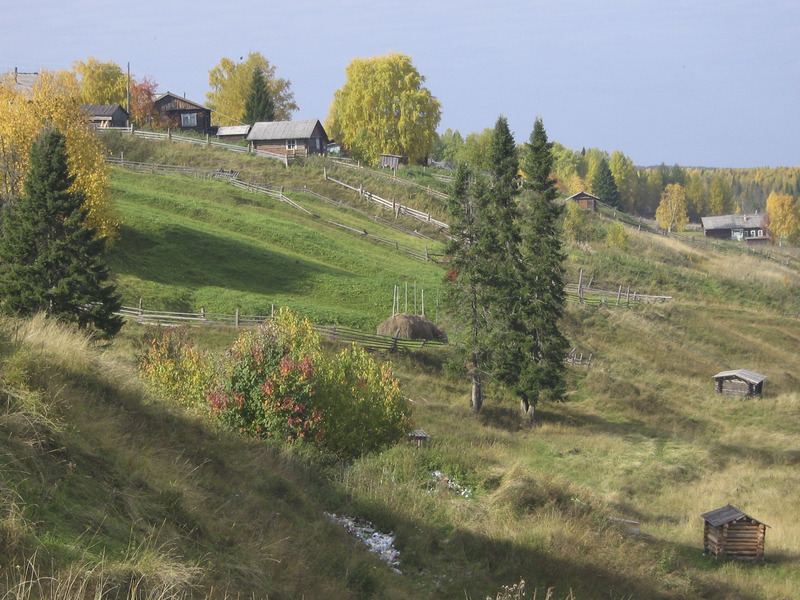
[2,136,799,599]
[106,165,445,330]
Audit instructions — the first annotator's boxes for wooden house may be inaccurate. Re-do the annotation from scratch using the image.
[566,191,599,212]
[712,369,766,397]
[246,119,329,158]
[701,213,767,243]
[380,154,402,170]
[82,104,129,128]
[701,504,767,561]
[216,125,251,142]
[153,92,212,135]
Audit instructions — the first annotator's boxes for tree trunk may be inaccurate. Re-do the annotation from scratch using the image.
[470,368,482,413]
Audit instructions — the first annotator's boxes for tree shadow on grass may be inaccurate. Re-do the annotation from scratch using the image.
[109,223,357,307]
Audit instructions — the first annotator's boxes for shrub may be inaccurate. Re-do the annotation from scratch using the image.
[207,308,412,458]
[316,345,411,458]
[137,326,214,408]
[606,222,629,249]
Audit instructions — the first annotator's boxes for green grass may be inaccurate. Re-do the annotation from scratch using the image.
[3,138,800,599]
[107,167,445,330]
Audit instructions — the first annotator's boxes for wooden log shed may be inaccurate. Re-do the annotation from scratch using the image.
[701,504,767,561]
[712,369,767,397]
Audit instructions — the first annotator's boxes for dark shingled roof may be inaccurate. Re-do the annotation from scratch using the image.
[701,505,767,528]
[82,104,128,117]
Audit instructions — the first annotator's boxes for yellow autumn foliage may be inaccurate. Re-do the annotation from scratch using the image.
[0,70,117,240]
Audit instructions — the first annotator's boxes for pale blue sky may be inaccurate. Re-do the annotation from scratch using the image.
[3,0,798,168]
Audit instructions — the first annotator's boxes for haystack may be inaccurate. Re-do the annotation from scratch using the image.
[377,314,447,342]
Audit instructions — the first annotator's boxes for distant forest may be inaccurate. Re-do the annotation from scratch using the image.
[432,128,798,222]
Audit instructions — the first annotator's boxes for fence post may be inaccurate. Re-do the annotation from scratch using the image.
[323,166,327,180]
[235,308,239,328]
[138,298,143,316]
[425,245,429,261]
[617,285,622,307]
[200,307,205,321]
[577,269,584,304]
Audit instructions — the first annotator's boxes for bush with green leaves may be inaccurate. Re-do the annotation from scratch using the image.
[137,326,214,408]
[206,308,412,458]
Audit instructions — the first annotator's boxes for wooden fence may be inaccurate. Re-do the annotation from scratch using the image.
[118,304,445,352]
[566,348,593,367]
[565,269,672,307]
[324,168,450,231]
[329,158,450,201]
[100,126,288,166]
[107,158,438,263]
[595,199,798,270]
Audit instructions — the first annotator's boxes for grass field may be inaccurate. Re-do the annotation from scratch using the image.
[1,137,799,599]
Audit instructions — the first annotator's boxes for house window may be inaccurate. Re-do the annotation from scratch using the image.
[181,113,197,127]
[758,229,764,237]
[286,139,297,151]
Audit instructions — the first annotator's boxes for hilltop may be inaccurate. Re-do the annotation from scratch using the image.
[1,135,799,599]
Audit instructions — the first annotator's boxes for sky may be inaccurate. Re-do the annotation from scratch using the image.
[3,0,798,168]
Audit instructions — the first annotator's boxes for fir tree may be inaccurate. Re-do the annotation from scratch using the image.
[443,162,491,412]
[592,157,622,208]
[490,117,569,420]
[0,128,123,336]
[243,67,275,125]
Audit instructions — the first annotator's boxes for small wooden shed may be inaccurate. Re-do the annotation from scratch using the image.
[712,369,766,397]
[380,154,402,170]
[216,125,251,142]
[82,104,129,128]
[701,504,767,561]
[566,191,599,212]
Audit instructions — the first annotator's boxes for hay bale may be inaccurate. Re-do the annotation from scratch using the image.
[377,314,447,342]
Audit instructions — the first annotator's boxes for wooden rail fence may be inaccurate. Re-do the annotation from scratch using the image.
[107,158,438,263]
[118,304,446,352]
[324,168,449,231]
[100,126,289,166]
[566,269,672,307]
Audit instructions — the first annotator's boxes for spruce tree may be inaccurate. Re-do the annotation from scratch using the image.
[0,128,123,336]
[243,67,275,125]
[515,118,569,417]
[592,157,622,208]
[443,162,491,412]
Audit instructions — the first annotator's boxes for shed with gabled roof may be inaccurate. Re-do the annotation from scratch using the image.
[246,119,328,158]
[216,125,251,142]
[566,191,599,212]
[82,104,129,128]
[712,369,766,397]
[701,505,767,561]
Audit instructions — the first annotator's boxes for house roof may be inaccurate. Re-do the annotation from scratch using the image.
[712,369,767,385]
[247,119,325,141]
[701,504,767,527]
[217,125,251,136]
[701,214,765,230]
[567,191,600,201]
[154,91,208,111]
[1,70,38,93]
[82,104,128,118]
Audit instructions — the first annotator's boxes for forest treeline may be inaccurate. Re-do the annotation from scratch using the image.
[433,128,799,222]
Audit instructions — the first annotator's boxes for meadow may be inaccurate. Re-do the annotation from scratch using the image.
[1,137,799,599]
